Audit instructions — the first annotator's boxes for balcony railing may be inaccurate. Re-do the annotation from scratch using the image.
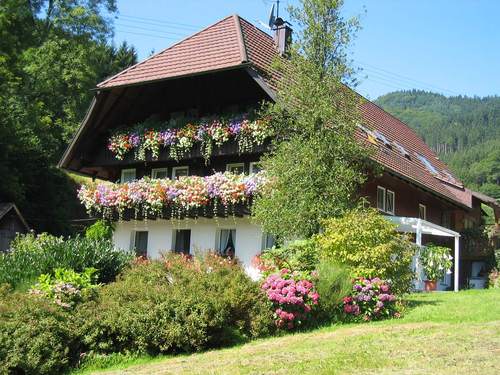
[78,171,268,221]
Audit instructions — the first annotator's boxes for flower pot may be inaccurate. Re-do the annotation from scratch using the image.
[424,280,437,292]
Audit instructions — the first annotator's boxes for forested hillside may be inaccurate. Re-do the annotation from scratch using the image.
[376,90,500,199]
[0,1,137,235]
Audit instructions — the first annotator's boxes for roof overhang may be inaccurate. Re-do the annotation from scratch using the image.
[0,203,30,231]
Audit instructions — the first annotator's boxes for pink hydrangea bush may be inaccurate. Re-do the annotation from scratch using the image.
[342,277,400,321]
[261,269,319,329]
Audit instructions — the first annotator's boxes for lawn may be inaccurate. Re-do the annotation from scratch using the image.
[74,289,500,375]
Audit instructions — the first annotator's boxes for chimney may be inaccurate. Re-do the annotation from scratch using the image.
[273,17,292,56]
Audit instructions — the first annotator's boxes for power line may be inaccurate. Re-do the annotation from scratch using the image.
[356,60,459,96]
[115,22,190,37]
[117,14,200,30]
[114,29,180,41]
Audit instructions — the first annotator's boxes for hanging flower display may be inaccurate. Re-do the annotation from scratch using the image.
[107,114,273,163]
[78,172,268,219]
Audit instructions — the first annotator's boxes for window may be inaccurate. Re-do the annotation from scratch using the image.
[419,204,427,220]
[152,168,168,179]
[386,190,395,215]
[415,153,438,175]
[172,229,191,255]
[261,233,276,250]
[133,231,148,257]
[377,186,386,212]
[226,163,245,175]
[249,162,262,174]
[373,130,391,147]
[217,229,236,257]
[172,166,189,179]
[392,141,410,159]
[377,186,395,215]
[121,168,136,183]
[464,217,474,229]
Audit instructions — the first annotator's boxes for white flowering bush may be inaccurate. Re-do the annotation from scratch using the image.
[420,244,453,282]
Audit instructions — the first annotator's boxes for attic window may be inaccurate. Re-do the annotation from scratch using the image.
[373,130,391,148]
[415,153,438,175]
[393,141,410,159]
[442,170,457,183]
[357,125,378,146]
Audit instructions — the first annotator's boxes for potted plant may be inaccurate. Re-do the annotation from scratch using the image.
[420,244,453,291]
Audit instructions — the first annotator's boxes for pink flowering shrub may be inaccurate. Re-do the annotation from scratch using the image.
[261,269,319,329]
[342,277,400,321]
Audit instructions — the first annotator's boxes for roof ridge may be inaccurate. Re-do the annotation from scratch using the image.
[233,14,248,63]
[97,14,237,88]
[237,15,275,42]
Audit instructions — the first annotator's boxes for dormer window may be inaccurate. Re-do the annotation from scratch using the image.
[373,130,391,148]
[121,168,136,183]
[393,141,410,159]
[415,153,438,175]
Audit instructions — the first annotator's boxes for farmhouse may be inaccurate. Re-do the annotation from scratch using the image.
[0,203,29,252]
[60,15,499,290]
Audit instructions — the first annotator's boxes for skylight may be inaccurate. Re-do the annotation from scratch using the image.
[442,170,457,183]
[392,141,410,159]
[415,153,439,175]
[373,130,391,147]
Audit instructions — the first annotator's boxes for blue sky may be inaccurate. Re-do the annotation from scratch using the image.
[112,0,500,99]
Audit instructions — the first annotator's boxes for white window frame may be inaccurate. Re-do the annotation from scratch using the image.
[172,166,189,179]
[386,189,395,215]
[151,168,169,179]
[249,162,262,174]
[121,168,136,183]
[377,186,386,212]
[226,163,245,174]
[419,204,427,220]
[215,228,236,255]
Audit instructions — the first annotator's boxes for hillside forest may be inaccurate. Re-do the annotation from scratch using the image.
[376,90,500,200]
[0,1,137,235]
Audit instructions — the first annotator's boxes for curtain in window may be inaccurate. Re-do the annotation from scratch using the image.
[218,229,236,255]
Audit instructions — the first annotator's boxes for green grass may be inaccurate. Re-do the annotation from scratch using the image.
[73,289,500,374]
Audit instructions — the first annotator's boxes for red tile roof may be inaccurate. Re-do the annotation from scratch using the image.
[96,14,473,208]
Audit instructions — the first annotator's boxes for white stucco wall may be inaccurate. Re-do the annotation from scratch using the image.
[113,217,264,274]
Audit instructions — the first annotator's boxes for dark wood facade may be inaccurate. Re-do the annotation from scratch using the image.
[0,203,29,252]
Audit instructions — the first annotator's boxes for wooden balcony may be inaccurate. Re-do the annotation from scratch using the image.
[86,139,271,168]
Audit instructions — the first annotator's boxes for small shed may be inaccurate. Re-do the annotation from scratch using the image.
[0,203,30,252]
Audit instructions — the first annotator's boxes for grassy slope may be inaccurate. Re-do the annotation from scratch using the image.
[75,290,500,375]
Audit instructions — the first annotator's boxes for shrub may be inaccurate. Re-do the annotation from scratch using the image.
[316,207,416,294]
[261,269,319,329]
[85,220,115,240]
[0,233,132,287]
[314,261,353,320]
[31,268,99,309]
[75,253,274,355]
[260,239,319,275]
[419,244,453,282]
[342,277,400,321]
[0,288,80,374]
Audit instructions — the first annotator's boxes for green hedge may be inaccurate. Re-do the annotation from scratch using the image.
[0,233,132,288]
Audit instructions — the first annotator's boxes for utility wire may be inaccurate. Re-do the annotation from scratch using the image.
[117,14,200,30]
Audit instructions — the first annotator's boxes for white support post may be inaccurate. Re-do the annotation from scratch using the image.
[454,235,460,292]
